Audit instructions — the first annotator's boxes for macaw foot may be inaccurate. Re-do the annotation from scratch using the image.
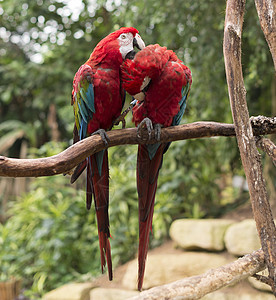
[113,114,126,129]
[91,129,110,146]
[112,100,137,129]
[154,123,162,141]
[137,117,153,141]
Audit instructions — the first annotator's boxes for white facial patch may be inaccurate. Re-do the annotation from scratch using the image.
[118,32,135,59]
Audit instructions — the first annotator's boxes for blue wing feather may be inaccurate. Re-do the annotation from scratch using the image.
[95,150,105,176]
[87,84,96,113]
[147,143,161,161]
[74,78,95,140]
[163,82,190,154]
[172,82,190,126]
[80,119,88,140]
[77,102,88,123]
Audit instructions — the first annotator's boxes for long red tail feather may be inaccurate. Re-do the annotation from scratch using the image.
[88,151,113,280]
[137,144,164,291]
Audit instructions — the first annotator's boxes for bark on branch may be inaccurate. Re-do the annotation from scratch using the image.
[256,136,276,166]
[254,0,276,69]
[128,249,266,300]
[224,0,276,294]
[0,118,275,178]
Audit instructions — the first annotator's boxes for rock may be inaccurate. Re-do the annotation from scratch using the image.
[169,219,235,251]
[90,288,139,300]
[248,269,272,292]
[224,219,261,256]
[122,252,232,290]
[201,290,275,300]
[42,283,93,300]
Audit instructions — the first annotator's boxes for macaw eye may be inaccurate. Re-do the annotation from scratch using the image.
[120,34,127,39]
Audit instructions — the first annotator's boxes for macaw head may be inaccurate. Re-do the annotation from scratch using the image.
[121,44,173,100]
[88,27,145,67]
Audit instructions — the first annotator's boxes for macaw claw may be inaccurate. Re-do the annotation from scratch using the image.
[154,123,162,141]
[137,117,153,141]
[91,129,110,146]
[112,101,136,129]
[112,114,126,129]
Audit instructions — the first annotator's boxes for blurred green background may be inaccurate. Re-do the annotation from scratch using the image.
[0,0,275,298]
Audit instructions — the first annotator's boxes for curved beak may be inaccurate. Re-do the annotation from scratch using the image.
[133,33,145,50]
[125,50,136,60]
[125,33,145,60]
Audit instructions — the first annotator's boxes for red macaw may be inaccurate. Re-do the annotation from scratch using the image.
[70,27,145,281]
[121,44,192,290]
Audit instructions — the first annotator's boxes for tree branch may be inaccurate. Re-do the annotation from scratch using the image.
[256,136,276,166]
[254,0,276,69]
[0,119,275,178]
[128,249,266,300]
[224,0,276,294]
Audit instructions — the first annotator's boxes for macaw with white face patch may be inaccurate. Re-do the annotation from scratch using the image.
[70,27,145,281]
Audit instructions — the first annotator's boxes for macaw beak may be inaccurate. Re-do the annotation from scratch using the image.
[125,34,145,60]
[125,50,136,60]
[133,34,145,50]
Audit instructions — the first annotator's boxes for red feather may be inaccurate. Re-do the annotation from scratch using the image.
[88,27,139,68]
[137,144,165,291]
[121,44,192,290]
[121,44,192,127]
[71,27,142,281]
[88,152,112,280]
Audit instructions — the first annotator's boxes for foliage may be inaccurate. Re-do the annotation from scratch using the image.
[0,141,138,297]
[0,120,37,155]
[0,146,136,296]
[0,139,243,297]
[0,175,100,297]
[0,0,114,153]
[112,0,274,116]
[0,0,275,297]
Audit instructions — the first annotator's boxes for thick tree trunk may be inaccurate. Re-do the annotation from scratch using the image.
[224,0,276,294]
